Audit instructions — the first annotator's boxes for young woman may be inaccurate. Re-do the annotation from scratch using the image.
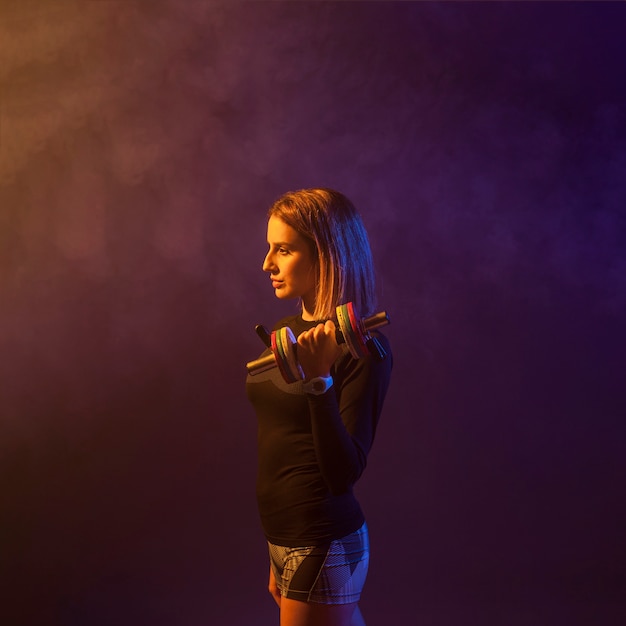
[246,188,392,626]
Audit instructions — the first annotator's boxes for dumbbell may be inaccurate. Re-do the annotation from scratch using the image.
[246,302,390,383]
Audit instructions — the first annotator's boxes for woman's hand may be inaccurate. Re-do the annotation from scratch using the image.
[297,320,343,380]
[268,566,281,607]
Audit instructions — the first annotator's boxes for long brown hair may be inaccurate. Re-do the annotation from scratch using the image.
[268,188,376,320]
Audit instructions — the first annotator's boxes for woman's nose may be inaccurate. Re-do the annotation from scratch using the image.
[262,252,274,272]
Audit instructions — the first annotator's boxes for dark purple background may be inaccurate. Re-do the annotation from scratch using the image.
[1,2,624,625]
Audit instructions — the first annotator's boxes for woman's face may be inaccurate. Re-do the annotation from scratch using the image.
[263,215,317,311]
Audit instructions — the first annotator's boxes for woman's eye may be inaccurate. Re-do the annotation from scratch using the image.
[278,248,289,255]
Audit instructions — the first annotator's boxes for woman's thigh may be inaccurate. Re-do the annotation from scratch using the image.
[279,597,360,626]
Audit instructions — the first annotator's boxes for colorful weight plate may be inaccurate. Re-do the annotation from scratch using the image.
[280,326,304,382]
[271,330,291,383]
[346,301,369,357]
[336,303,360,359]
[272,327,303,383]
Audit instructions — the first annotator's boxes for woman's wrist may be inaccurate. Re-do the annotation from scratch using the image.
[302,375,334,395]
[303,370,331,382]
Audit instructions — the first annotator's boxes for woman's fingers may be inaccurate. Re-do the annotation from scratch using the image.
[296,321,342,379]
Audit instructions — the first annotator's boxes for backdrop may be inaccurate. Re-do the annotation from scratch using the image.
[1,2,624,625]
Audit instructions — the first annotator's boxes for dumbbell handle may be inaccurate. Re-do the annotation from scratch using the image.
[246,310,390,376]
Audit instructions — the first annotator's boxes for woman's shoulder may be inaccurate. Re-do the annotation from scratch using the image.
[272,313,317,333]
[271,314,298,331]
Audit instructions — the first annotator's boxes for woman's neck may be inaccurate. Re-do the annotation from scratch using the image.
[301,298,316,321]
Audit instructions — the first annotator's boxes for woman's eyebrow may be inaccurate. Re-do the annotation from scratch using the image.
[267,240,293,247]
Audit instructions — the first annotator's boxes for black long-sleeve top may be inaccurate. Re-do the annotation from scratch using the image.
[246,313,392,547]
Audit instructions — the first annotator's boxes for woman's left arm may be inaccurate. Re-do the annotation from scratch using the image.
[306,336,392,495]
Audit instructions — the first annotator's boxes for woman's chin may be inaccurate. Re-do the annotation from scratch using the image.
[274,289,294,300]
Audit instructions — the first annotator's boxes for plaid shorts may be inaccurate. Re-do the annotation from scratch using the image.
[268,523,369,605]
